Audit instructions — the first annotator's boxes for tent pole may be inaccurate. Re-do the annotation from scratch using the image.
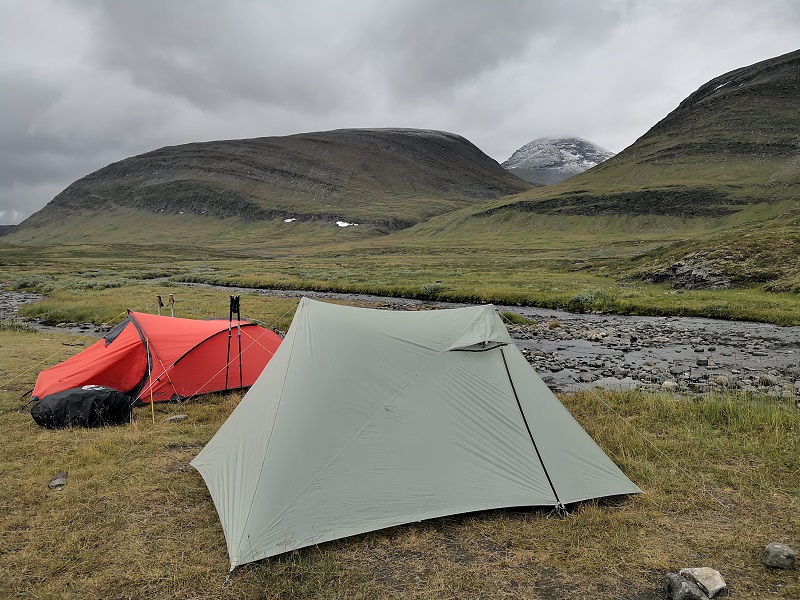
[234,295,242,388]
[500,348,567,516]
[169,294,175,317]
[147,336,155,424]
[225,296,233,388]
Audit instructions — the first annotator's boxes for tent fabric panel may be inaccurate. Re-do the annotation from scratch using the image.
[32,323,148,400]
[446,304,513,351]
[503,347,642,503]
[160,326,281,399]
[191,310,303,566]
[237,349,558,566]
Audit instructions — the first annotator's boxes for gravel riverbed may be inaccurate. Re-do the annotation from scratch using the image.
[4,286,799,403]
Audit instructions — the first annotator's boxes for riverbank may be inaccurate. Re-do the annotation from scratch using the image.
[5,285,799,403]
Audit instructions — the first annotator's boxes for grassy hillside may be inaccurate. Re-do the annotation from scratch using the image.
[409,49,800,289]
[8,128,532,247]
[3,52,799,322]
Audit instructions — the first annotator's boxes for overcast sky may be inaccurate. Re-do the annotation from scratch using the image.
[1,0,798,224]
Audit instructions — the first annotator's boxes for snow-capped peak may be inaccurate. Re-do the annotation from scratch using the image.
[502,137,614,186]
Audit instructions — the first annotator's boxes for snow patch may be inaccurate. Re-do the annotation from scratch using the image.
[336,220,357,227]
[713,80,731,91]
[284,218,297,223]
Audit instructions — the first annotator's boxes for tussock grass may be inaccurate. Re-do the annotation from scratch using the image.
[2,327,798,598]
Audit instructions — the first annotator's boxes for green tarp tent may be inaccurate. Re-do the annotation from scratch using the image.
[192,298,640,572]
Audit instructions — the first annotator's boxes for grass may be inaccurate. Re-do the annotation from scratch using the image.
[4,242,800,326]
[1,305,799,598]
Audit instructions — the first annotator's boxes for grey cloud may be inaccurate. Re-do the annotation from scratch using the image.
[1,0,798,224]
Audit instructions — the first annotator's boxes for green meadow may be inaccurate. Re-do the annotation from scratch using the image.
[0,249,798,597]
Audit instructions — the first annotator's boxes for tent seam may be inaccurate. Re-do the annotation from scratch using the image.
[233,299,304,567]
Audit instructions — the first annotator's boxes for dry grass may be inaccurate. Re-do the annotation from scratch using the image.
[1,327,799,599]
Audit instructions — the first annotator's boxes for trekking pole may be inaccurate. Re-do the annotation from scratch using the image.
[233,295,243,388]
[225,296,233,388]
[156,295,164,316]
[169,294,175,318]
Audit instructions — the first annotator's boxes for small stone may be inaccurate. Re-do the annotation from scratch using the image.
[165,414,189,423]
[694,347,705,353]
[758,374,778,387]
[48,472,68,489]
[696,357,709,367]
[762,542,796,569]
[679,567,726,598]
[662,380,679,392]
[711,375,729,387]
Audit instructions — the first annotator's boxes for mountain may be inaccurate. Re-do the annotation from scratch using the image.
[8,128,532,247]
[501,137,614,185]
[0,225,15,237]
[409,49,800,289]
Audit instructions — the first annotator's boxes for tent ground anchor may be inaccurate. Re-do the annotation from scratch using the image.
[546,503,570,518]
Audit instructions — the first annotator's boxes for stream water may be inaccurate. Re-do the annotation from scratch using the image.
[4,285,798,401]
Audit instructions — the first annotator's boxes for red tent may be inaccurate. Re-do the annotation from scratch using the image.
[32,310,282,403]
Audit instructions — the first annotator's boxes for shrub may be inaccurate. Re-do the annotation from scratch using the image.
[566,288,619,313]
[0,319,37,333]
[499,311,536,326]
[419,282,444,299]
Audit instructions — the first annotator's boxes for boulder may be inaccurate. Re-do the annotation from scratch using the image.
[762,542,796,569]
[664,572,709,600]
[679,567,726,598]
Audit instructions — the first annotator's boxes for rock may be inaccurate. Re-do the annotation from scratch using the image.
[696,357,709,367]
[758,374,778,387]
[762,542,796,569]
[679,567,726,598]
[662,380,679,392]
[645,254,731,290]
[711,375,729,387]
[48,472,68,489]
[664,572,709,600]
[670,365,687,376]
[165,414,189,423]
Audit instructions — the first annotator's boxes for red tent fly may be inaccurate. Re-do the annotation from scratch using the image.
[32,310,282,403]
